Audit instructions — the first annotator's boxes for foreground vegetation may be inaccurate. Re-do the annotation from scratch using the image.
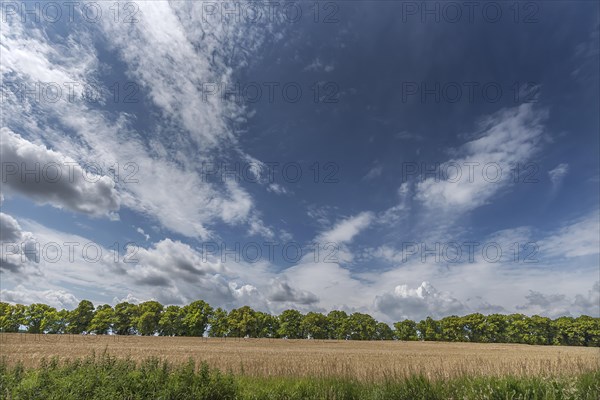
[2,334,598,381]
[1,353,599,400]
[2,300,599,346]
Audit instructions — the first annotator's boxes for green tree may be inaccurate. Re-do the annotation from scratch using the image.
[25,304,55,333]
[394,319,418,341]
[42,309,69,334]
[208,307,229,337]
[0,303,26,332]
[301,312,329,339]
[25,303,56,333]
[417,317,441,341]
[485,314,508,343]
[89,305,115,334]
[326,310,349,339]
[528,315,553,345]
[506,314,529,344]
[227,306,258,337]
[575,315,600,347]
[462,313,487,343]
[67,300,95,334]
[256,311,279,338]
[182,300,212,337]
[113,302,138,335]
[375,322,394,340]
[278,309,304,339]
[136,301,163,336]
[345,312,377,340]
[439,316,465,342]
[159,305,184,336]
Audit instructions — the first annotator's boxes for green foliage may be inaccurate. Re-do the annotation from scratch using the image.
[227,306,258,338]
[88,305,115,335]
[159,305,184,336]
[67,300,95,334]
[326,310,349,339]
[300,312,329,339]
[277,309,304,339]
[1,298,598,346]
[374,322,394,340]
[345,313,377,340]
[208,308,229,337]
[113,302,138,335]
[417,317,441,341]
[256,311,279,338]
[0,302,26,332]
[394,319,418,341]
[25,304,55,334]
[182,300,213,337]
[1,356,598,400]
[0,354,237,399]
[136,301,164,336]
[42,309,69,334]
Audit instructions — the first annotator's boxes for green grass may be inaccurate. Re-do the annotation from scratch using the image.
[1,353,598,399]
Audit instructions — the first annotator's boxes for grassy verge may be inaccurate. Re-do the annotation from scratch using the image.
[1,353,598,399]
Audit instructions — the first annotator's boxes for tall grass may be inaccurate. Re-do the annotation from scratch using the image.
[1,353,598,400]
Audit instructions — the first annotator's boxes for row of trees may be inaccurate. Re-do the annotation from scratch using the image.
[1,300,598,346]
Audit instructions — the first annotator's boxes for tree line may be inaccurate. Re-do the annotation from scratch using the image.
[0,300,598,346]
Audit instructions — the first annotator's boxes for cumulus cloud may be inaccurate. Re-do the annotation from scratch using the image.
[0,212,22,242]
[517,282,599,318]
[0,212,39,273]
[1,285,79,309]
[1,128,120,217]
[112,293,143,305]
[268,279,319,305]
[375,281,467,321]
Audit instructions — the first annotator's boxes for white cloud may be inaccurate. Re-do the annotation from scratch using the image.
[1,12,272,239]
[0,212,22,243]
[304,57,334,72]
[112,293,142,305]
[1,129,120,217]
[415,104,547,215]
[318,212,374,245]
[136,228,150,241]
[267,183,288,195]
[548,163,569,188]
[1,285,79,309]
[517,282,599,318]
[1,214,598,321]
[268,279,319,305]
[541,211,600,258]
[363,165,383,180]
[375,281,467,321]
[0,212,39,273]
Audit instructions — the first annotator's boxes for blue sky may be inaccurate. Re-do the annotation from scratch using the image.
[1,1,598,321]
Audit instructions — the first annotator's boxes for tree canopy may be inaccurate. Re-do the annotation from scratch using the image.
[0,300,597,346]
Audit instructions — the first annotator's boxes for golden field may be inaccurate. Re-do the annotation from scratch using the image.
[1,333,598,381]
